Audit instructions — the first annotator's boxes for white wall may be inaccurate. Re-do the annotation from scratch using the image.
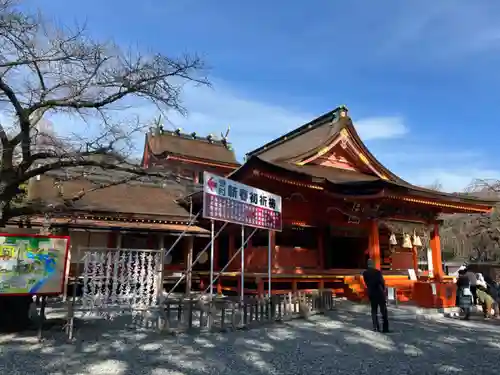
[69,230,109,263]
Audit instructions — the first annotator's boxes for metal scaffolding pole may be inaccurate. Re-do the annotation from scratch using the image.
[164,221,229,300]
[203,227,258,295]
[163,210,201,261]
[240,225,245,303]
[209,220,215,299]
[268,230,272,298]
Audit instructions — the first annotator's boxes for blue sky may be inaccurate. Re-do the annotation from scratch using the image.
[20,0,500,192]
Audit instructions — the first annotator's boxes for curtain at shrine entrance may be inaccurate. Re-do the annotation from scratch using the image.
[323,226,369,269]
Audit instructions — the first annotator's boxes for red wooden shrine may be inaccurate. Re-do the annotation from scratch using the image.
[182,106,496,307]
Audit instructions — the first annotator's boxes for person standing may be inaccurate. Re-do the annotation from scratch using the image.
[477,288,499,319]
[457,269,472,320]
[465,268,478,305]
[362,259,389,333]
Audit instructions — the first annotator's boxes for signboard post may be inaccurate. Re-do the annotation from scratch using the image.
[202,172,282,301]
[240,225,245,303]
[0,234,70,296]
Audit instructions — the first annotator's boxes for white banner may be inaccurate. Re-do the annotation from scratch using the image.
[202,172,282,231]
[203,172,282,213]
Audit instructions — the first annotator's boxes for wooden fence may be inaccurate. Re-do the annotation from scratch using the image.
[157,290,336,333]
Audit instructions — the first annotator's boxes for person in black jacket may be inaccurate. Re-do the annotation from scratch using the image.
[362,259,389,333]
[456,269,472,320]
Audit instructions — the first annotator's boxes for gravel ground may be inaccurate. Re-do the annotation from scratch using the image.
[0,308,499,375]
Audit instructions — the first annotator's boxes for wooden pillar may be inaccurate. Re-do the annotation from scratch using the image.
[257,277,264,296]
[116,232,122,248]
[318,229,325,269]
[412,246,418,273]
[185,236,194,295]
[214,237,220,271]
[107,232,117,248]
[369,220,381,270]
[146,234,155,249]
[228,232,235,271]
[430,222,443,281]
[269,231,276,271]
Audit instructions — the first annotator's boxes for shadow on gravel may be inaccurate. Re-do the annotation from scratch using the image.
[1,308,500,375]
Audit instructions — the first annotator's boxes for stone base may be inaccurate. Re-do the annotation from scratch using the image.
[0,296,33,332]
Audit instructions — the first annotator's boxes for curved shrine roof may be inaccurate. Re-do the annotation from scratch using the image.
[146,130,240,166]
[237,106,497,209]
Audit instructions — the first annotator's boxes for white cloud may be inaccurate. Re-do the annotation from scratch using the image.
[407,168,500,193]
[1,79,409,162]
[380,1,500,59]
[164,81,410,160]
[378,150,481,164]
[353,116,408,141]
[6,75,492,194]
[167,82,310,144]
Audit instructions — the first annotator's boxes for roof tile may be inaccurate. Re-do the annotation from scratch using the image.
[27,175,192,220]
[147,132,239,165]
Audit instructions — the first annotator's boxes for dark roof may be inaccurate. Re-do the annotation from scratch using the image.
[179,106,497,210]
[231,156,498,207]
[27,175,192,221]
[146,131,239,166]
[259,160,379,183]
[246,105,405,184]
[244,106,500,207]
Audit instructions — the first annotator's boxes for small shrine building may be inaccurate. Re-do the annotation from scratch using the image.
[23,127,240,285]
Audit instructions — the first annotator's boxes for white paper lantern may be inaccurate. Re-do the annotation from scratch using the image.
[389,233,397,245]
[412,230,422,247]
[402,233,413,249]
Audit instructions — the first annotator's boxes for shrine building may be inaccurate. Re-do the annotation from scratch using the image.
[20,106,498,306]
[183,106,497,305]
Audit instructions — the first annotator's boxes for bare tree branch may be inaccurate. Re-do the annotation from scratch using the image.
[438,178,500,263]
[0,0,209,224]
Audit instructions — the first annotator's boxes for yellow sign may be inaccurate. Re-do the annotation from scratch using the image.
[0,234,70,296]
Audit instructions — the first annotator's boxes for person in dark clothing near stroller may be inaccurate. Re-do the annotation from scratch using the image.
[484,276,500,304]
[465,267,478,305]
[362,259,389,333]
[456,269,473,320]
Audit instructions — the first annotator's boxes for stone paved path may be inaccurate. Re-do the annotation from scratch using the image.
[0,309,499,375]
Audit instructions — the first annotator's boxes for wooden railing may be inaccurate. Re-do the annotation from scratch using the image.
[158,290,336,333]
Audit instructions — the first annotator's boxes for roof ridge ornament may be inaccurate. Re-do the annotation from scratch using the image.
[338,105,348,118]
[221,125,231,149]
[152,115,163,136]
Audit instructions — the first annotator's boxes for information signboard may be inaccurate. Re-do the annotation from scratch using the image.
[203,172,282,231]
[0,234,70,295]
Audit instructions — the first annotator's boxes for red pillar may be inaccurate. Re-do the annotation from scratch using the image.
[369,220,381,270]
[318,230,325,269]
[430,223,443,281]
[214,237,219,271]
[412,246,419,273]
[107,232,117,248]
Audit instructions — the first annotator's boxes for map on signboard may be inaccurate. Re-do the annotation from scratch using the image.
[203,172,282,231]
[0,235,70,295]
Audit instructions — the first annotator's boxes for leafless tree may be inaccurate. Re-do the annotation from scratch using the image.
[424,179,443,191]
[0,0,209,225]
[462,179,500,261]
[438,178,500,262]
